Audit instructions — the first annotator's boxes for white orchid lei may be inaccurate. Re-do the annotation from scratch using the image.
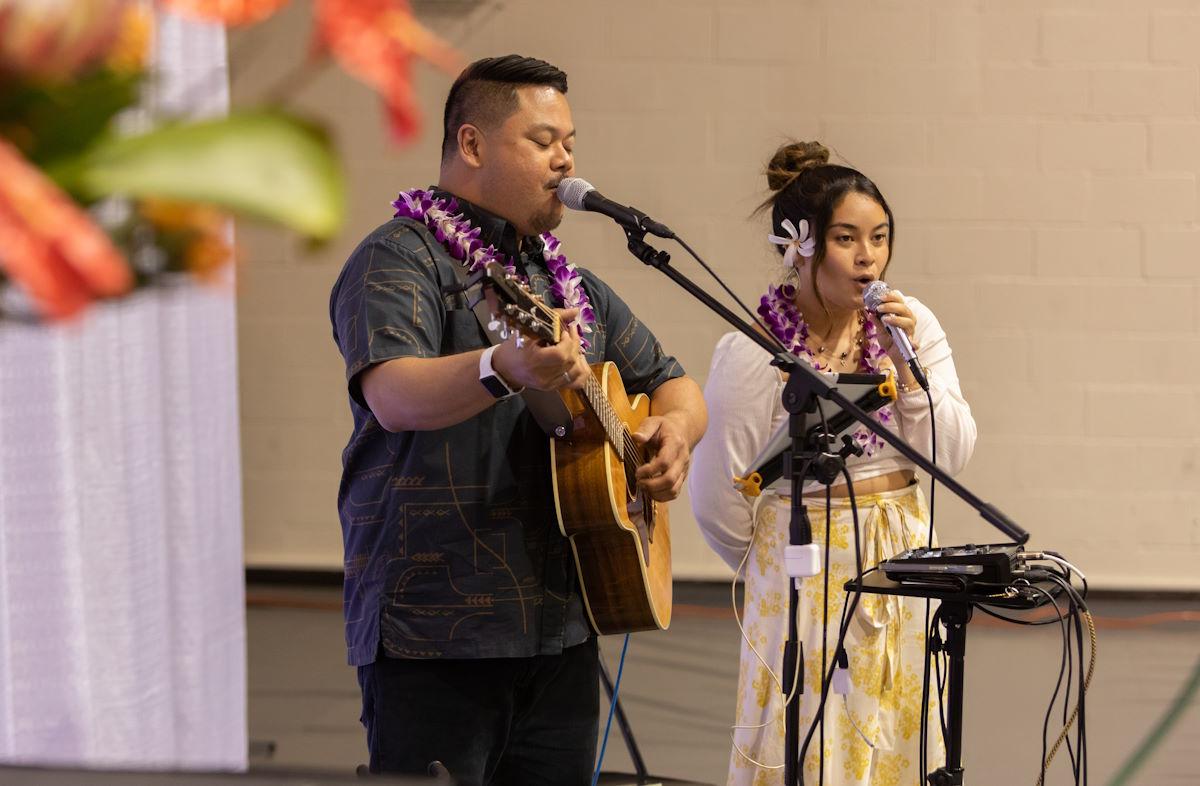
[391,189,596,347]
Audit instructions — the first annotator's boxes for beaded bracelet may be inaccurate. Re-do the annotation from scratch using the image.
[896,368,930,394]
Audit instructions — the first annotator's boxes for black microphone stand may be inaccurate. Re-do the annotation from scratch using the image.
[620,226,1031,785]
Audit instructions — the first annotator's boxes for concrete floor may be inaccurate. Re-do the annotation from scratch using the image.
[246,583,1200,785]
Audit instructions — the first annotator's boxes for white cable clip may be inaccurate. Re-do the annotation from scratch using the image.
[832,649,851,695]
[784,543,821,587]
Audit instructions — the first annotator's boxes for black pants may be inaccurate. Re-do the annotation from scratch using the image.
[357,639,600,786]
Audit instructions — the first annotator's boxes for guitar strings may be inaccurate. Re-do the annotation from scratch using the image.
[529,296,648,477]
[578,373,647,496]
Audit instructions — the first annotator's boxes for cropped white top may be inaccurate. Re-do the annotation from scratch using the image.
[688,296,978,570]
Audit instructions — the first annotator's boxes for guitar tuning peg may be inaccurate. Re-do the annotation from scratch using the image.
[487,313,501,332]
[515,334,526,349]
[498,325,509,340]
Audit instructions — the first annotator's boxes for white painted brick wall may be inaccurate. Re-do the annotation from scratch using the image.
[232,0,1200,589]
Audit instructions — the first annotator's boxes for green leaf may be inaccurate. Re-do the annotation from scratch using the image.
[59,111,346,240]
[0,69,142,167]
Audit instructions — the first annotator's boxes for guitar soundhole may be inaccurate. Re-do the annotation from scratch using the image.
[626,493,654,568]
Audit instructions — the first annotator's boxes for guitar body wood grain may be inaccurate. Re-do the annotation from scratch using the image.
[550,361,673,635]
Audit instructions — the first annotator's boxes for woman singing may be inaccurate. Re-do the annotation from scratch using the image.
[689,141,977,786]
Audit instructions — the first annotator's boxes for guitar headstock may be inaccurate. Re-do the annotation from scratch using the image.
[481,262,561,345]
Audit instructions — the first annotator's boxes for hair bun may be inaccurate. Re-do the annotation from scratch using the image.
[765,141,831,192]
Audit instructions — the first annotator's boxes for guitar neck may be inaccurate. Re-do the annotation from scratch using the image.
[548,314,640,464]
[485,264,641,462]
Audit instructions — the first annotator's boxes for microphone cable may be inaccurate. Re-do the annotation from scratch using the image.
[670,234,790,355]
[727,457,815,772]
[918,382,941,784]
[797,399,869,785]
[818,414,834,786]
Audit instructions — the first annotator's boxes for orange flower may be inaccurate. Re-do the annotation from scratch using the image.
[0,139,132,319]
[139,197,222,233]
[153,0,461,142]
[156,0,292,27]
[183,231,232,279]
[105,2,152,74]
[313,0,460,142]
[0,0,132,81]
[139,198,232,279]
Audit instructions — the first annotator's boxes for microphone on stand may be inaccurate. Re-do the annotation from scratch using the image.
[555,177,674,239]
[863,280,929,391]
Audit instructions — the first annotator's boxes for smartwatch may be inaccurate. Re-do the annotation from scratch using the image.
[479,345,522,399]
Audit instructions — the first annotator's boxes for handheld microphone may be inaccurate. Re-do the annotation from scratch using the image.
[555,177,674,239]
[863,280,929,391]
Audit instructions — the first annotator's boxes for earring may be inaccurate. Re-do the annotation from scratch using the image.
[783,264,801,286]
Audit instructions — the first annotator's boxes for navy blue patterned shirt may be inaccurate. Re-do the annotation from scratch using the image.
[329,192,684,665]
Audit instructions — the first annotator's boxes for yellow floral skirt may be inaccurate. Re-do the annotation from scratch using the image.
[727,483,944,786]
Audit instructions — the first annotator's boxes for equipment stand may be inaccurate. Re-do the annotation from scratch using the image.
[929,601,970,786]
[842,572,1064,786]
[598,658,652,783]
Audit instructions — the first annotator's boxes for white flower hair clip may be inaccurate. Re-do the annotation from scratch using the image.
[768,218,816,267]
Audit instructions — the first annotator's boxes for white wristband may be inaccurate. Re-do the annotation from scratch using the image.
[478,345,521,399]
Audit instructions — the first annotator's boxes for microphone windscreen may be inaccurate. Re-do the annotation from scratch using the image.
[863,280,890,312]
[555,177,594,211]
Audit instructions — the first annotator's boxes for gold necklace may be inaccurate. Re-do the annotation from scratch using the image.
[812,312,866,361]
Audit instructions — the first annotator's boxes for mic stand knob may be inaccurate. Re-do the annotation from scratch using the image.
[625,228,672,269]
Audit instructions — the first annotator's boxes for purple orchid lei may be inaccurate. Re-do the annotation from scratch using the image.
[391,188,595,348]
[758,282,895,456]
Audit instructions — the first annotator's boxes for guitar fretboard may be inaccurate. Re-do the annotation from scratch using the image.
[580,372,645,480]
[513,288,648,476]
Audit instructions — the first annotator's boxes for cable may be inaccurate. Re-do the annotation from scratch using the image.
[919,609,933,785]
[728,457,816,771]
[817,401,833,786]
[1044,551,1088,599]
[819,480,832,786]
[918,384,938,784]
[1027,582,1071,786]
[1065,592,1084,777]
[924,383,937,538]
[930,611,949,745]
[672,234,789,354]
[591,634,630,786]
[1036,573,1096,786]
[797,464,865,785]
[802,401,835,785]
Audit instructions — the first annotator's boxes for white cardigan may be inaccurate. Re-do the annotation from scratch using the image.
[688,296,978,570]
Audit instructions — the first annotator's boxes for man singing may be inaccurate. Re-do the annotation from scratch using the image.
[329,54,707,785]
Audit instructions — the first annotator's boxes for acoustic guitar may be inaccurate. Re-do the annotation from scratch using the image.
[483,263,671,635]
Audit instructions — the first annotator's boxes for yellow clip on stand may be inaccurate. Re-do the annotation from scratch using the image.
[732,472,763,498]
[878,369,898,402]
